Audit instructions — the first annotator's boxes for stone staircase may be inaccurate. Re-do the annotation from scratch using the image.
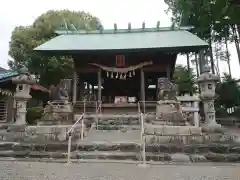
[82,114,149,130]
[70,108,240,163]
[0,111,240,163]
[0,124,83,160]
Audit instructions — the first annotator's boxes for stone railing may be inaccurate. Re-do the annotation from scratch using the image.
[177,94,200,127]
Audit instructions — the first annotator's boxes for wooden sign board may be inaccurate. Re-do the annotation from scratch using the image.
[114,96,128,104]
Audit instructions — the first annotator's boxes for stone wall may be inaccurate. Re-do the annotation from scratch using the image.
[0,124,85,142]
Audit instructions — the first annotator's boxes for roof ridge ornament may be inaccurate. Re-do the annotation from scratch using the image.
[54,25,194,35]
[114,23,117,33]
[142,22,145,31]
[128,23,131,32]
[156,21,160,31]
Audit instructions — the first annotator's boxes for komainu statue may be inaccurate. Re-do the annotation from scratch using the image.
[38,80,72,125]
[49,80,69,102]
[155,78,187,126]
[157,78,178,101]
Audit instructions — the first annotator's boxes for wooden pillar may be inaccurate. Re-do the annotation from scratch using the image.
[140,68,145,113]
[87,82,90,96]
[97,69,102,102]
[78,74,84,101]
[7,96,14,123]
[91,84,94,97]
[155,79,158,101]
[166,65,171,80]
[72,71,77,104]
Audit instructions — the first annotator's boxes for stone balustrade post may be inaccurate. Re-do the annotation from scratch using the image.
[193,101,199,127]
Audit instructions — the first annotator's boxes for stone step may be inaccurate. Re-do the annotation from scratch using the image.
[1,150,240,163]
[96,125,141,130]
[0,142,78,152]
[1,141,240,155]
[77,141,240,154]
[72,151,240,163]
[77,142,140,152]
[145,133,237,144]
[0,141,240,162]
[98,120,140,125]
[75,151,140,161]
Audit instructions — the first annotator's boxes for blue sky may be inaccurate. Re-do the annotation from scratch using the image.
[0,0,239,78]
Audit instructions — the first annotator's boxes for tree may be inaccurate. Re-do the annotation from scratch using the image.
[164,0,240,71]
[173,65,196,95]
[216,73,240,108]
[8,10,101,86]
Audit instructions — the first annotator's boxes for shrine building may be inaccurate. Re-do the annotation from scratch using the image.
[34,23,208,113]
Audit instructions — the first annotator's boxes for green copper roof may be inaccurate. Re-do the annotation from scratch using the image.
[34,27,208,52]
[0,71,18,83]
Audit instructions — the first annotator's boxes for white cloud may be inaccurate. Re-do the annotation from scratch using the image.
[0,0,239,78]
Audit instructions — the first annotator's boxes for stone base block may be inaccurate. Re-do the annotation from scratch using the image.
[144,124,202,136]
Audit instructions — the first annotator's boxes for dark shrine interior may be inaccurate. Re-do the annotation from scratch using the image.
[73,50,177,103]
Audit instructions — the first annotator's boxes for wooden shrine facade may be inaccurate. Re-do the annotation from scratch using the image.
[71,51,175,105]
[34,24,209,111]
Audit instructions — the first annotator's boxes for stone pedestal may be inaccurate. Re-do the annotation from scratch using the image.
[203,99,220,127]
[39,101,73,125]
[15,100,28,125]
[155,100,187,126]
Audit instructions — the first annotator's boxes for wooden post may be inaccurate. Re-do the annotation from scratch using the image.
[166,65,171,80]
[87,82,91,91]
[140,69,145,113]
[155,79,158,101]
[97,69,102,102]
[91,84,94,99]
[72,72,77,104]
[79,81,84,101]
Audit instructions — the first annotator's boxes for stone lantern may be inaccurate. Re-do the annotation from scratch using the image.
[196,65,221,128]
[12,67,36,125]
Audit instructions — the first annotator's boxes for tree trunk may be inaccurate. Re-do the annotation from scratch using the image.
[195,53,200,77]
[237,24,240,37]
[186,53,190,72]
[198,51,205,74]
[208,34,215,74]
[214,42,221,77]
[231,24,240,65]
[224,34,232,77]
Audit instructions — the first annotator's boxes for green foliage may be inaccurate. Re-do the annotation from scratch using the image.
[173,65,196,95]
[8,10,101,86]
[215,107,229,117]
[164,0,240,41]
[215,73,240,108]
[231,107,240,118]
[26,107,44,125]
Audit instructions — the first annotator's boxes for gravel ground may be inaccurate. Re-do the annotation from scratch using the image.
[0,161,239,180]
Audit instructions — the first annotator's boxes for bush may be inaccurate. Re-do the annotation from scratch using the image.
[231,107,240,119]
[26,107,44,125]
[215,107,229,118]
